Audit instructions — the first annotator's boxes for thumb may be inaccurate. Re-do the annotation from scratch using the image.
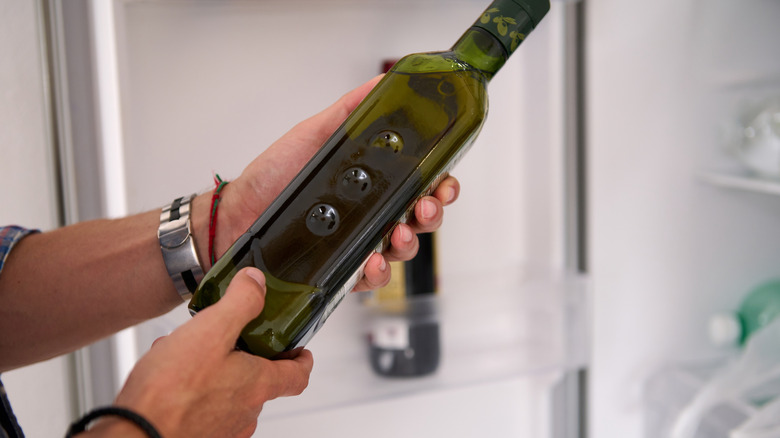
[204,267,267,348]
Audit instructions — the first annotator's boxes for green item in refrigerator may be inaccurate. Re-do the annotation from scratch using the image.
[709,279,780,347]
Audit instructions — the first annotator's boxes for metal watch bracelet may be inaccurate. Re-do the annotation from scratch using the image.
[158,194,204,301]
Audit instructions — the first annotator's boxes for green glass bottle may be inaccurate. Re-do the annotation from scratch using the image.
[189,0,551,358]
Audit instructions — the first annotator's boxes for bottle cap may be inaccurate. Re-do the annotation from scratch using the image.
[473,0,551,56]
[708,312,743,347]
[511,0,551,28]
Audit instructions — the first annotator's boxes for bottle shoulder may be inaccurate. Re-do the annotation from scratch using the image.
[393,51,488,79]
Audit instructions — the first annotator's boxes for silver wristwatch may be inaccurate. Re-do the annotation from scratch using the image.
[158,194,204,301]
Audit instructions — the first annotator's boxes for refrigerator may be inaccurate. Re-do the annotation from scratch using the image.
[3,0,780,437]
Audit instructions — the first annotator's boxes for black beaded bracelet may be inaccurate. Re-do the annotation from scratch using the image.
[65,406,162,438]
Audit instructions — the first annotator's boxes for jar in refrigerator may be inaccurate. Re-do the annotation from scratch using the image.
[732,99,780,179]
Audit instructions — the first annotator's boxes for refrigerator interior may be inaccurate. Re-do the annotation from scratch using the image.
[588,0,780,437]
[70,0,587,437]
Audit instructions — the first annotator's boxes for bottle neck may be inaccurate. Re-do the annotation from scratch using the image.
[451,29,508,81]
[452,0,543,80]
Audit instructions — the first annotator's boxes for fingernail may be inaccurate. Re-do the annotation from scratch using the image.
[378,256,387,272]
[244,268,266,294]
[421,199,436,220]
[446,187,456,204]
[401,225,414,243]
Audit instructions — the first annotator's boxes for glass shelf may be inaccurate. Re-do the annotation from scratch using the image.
[257,266,590,419]
[698,169,780,197]
[134,266,588,419]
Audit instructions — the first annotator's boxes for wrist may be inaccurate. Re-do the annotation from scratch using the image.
[196,178,243,269]
[158,195,205,300]
[190,192,212,271]
[75,417,149,438]
[66,406,161,438]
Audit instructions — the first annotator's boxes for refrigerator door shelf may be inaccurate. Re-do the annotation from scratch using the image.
[261,266,589,419]
[698,170,780,195]
[136,266,589,420]
[698,169,780,198]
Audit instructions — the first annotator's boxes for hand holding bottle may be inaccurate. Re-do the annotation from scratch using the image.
[79,268,312,438]
[189,0,548,358]
[197,76,460,292]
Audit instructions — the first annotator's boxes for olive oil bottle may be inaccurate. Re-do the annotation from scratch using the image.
[189,0,551,358]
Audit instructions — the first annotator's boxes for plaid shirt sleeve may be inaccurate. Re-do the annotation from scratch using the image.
[0,226,38,437]
[0,226,38,276]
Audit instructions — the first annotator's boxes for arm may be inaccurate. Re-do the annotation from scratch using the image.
[0,211,179,370]
[0,76,460,371]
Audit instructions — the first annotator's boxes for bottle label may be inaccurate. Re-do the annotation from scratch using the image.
[473,2,536,55]
[370,317,411,350]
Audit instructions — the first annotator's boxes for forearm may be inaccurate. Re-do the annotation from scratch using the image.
[0,193,213,371]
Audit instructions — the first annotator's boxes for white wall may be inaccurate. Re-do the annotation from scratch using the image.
[588,1,780,437]
[0,1,75,436]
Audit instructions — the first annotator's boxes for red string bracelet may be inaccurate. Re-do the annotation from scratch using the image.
[208,174,228,266]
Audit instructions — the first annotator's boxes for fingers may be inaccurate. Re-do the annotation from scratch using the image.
[382,175,458,261]
[380,223,418,263]
[353,252,391,291]
[359,176,461,284]
[408,176,460,232]
[279,348,314,397]
[412,197,443,233]
[252,349,314,400]
[150,336,168,349]
[433,175,460,207]
[242,75,385,208]
[198,267,267,349]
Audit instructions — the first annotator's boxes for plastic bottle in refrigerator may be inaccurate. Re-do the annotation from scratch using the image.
[709,279,780,347]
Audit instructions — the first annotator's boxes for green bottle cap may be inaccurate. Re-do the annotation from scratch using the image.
[512,0,551,28]
[472,0,550,55]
